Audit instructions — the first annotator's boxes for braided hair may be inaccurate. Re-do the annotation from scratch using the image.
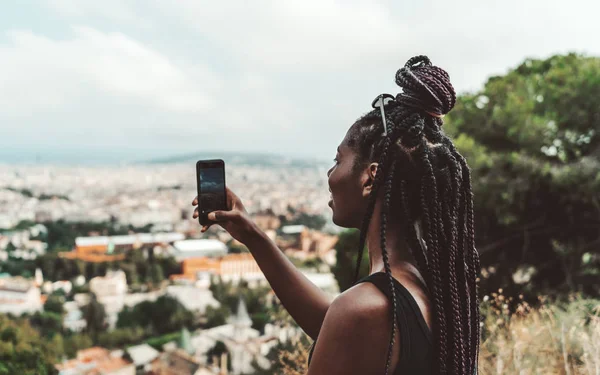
[347,56,481,375]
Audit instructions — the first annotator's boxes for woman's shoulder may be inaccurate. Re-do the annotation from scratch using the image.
[326,281,395,332]
[310,280,402,373]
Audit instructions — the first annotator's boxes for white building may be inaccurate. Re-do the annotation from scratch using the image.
[125,344,159,374]
[171,239,228,261]
[302,271,340,296]
[0,276,42,315]
[89,270,127,329]
[63,301,86,332]
[42,280,73,295]
[188,297,300,375]
[166,285,220,314]
[75,232,185,251]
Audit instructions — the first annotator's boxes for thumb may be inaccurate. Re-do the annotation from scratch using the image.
[207,210,240,222]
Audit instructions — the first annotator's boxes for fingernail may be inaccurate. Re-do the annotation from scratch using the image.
[208,212,215,220]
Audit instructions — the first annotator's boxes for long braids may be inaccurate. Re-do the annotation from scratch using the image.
[347,56,480,375]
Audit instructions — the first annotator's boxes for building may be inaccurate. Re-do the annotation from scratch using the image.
[56,347,135,375]
[61,232,185,262]
[150,349,223,375]
[172,239,228,261]
[125,344,159,374]
[184,297,293,375]
[165,285,220,314]
[0,276,42,315]
[63,301,86,332]
[89,270,127,329]
[179,253,266,285]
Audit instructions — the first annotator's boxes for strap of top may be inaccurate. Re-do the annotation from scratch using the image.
[360,272,433,345]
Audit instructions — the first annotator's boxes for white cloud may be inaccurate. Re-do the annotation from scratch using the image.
[154,0,408,72]
[0,26,217,113]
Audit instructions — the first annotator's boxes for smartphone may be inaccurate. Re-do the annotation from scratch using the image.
[196,159,227,226]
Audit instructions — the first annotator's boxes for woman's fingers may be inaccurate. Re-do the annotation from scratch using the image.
[192,196,198,206]
[192,207,199,218]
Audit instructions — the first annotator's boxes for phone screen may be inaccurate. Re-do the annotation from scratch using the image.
[197,160,226,224]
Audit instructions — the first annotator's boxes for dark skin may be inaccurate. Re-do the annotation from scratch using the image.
[192,127,432,374]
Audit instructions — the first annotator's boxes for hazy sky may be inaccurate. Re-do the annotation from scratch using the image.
[1,0,599,164]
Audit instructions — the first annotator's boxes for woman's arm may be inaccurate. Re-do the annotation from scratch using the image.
[193,187,333,340]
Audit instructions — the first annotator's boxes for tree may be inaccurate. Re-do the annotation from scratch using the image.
[0,315,59,375]
[204,305,230,328]
[44,294,65,315]
[331,229,370,293]
[149,263,164,284]
[82,293,106,341]
[29,312,63,339]
[446,53,600,299]
[116,296,193,335]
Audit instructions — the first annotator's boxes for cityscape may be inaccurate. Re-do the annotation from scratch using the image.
[0,156,341,374]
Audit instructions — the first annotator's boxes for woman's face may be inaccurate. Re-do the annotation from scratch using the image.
[327,131,377,228]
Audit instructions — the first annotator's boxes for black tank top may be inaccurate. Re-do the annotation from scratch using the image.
[307,271,434,374]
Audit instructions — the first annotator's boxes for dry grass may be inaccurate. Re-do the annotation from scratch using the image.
[277,292,600,374]
[479,291,600,375]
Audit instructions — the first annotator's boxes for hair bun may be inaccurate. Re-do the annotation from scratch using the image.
[394,55,456,117]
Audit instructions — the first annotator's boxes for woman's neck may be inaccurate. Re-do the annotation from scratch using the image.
[365,198,418,275]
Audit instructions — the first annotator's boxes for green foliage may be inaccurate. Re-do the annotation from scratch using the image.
[204,305,230,328]
[116,295,193,335]
[97,327,146,349]
[82,293,107,340]
[62,333,93,358]
[207,276,275,333]
[29,312,63,339]
[44,294,65,315]
[0,315,59,375]
[331,229,369,292]
[144,331,181,351]
[446,53,600,299]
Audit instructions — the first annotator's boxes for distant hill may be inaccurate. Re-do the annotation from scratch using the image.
[138,151,329,168]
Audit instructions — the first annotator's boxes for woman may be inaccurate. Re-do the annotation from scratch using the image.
[192,55,480,375]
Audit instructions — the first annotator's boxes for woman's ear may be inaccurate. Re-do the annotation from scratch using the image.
[362,162,379,198]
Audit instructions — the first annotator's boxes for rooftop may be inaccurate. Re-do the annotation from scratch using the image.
[173,239,227,252]
[75,232,185,247]
[126,343,159,366]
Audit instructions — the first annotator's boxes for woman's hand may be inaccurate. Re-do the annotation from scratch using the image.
[192,187,260,245]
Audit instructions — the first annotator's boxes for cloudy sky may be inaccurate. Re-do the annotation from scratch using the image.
[1,0,598,164]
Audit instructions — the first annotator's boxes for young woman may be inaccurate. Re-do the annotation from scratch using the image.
[192,55,480,375]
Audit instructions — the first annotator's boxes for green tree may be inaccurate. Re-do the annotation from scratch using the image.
[82,293,106,341]
[149,263,164,284]
[63,333,93,358]
[0,315,59,375]
[204,305,230,328]
[116,295,193,335]
[331,229,370,292]
[44,294,65,315]
[29,311,63,339]
[446,53,600,299]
